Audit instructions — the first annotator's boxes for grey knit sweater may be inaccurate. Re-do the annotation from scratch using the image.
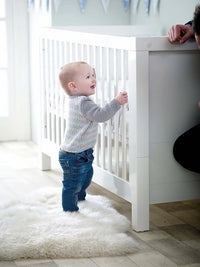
[61,95,120,153]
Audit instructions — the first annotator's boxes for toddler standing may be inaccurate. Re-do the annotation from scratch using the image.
[58,61,128,212]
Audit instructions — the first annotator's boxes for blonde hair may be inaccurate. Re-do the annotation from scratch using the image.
[59,61,87,95]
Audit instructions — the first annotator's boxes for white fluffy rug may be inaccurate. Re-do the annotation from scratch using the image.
[0,187,138,260]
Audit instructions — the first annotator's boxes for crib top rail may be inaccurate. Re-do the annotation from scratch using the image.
[40,27,133,50]
[39,27,199,52]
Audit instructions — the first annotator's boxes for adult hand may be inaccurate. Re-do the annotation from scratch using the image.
[168,24,193,44]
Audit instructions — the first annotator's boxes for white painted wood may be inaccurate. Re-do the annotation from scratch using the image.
[100,47,105,170]
[93,166,131,202]
[46,40,51,141]
[59,41,65,142]
[128,49,150,231]
[40,151,51,171]
[94,46,100,167]
[149,51,200,203]
[114,49,120,176]
[40,28,134,50]
[55,41,60,146]
[39,28,200,232]
[121,50,127,180]
[107,48,112,173]
[40,38,46,141]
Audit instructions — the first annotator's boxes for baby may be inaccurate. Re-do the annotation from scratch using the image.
[58,61,128,212]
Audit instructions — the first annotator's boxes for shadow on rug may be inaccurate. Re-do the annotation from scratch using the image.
[0,187,138,260]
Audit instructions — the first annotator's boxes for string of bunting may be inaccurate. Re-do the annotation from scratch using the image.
[27,0,130,13]
[28,0,160,15]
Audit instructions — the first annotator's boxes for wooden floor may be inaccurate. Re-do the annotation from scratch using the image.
[0,141,200,267]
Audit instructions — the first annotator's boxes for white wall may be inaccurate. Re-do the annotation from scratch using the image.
[29,2,52,143]
[51,0,200,35]
[29,0,200,143]
[52,0,130,26]
[9,0,30,140]
[131,0,200,35]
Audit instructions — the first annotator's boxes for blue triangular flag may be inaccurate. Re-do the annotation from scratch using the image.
[123,0,130,12]
[145,0,151,14]
[78,0,88,13]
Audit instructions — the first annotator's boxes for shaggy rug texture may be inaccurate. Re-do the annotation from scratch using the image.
[0,187,138,260]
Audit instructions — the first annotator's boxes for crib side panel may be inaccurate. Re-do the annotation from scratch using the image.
[39,30,149,231]
[41,38,130,179]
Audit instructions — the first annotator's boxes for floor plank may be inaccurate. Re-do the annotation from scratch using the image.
[0,141,200,266]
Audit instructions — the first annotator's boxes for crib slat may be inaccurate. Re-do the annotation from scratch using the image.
[66,42,70,62]
[100,47,106,169]
[124,51,128,181]
[59,41,65,142]
[114,49,120,176]
[46,39,51,141]
[74,42,78,61]
[40,38,46,140]
[94,46,100,167]
[55,41,60,146]
[69,42,73,62]
[87,45,91,64]
[50,40,56,143]
[121,49,127,180]
[90,45,100,167]
[83,44,87,62]
[107,47,112,173]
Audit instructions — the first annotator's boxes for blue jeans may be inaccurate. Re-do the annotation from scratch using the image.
[59,148,94,212]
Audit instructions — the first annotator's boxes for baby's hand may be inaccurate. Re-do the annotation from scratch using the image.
[115,92,128,105]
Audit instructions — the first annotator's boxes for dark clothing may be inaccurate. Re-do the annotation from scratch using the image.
[173,124,200,173]
[173,19,199,173]
[185,20,193,26]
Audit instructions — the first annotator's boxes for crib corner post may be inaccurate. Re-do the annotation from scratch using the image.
[128,48,150,232]
[40,151,51,171]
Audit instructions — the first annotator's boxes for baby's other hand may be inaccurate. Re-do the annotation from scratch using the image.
[115,91,128,105]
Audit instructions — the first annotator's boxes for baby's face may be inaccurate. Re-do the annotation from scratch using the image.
[73,64,96,96]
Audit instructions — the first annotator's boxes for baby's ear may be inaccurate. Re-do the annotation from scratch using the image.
[68,82,76,92]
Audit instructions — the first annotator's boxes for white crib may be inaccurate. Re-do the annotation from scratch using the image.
[39,27,200,232]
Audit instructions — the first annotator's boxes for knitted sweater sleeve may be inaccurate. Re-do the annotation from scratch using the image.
[80,97,121,123]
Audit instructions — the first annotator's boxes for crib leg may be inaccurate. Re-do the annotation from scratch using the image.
[40,152,51,170]
[131,202,149,232]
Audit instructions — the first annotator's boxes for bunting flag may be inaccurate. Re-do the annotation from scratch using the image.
[54,0,62,13]
[28,0,34,11]
[46,0,49,11]
[132,0,140,14]
[123,0,130,12]
[153,0,160,14]
[28,0,157,15]
[144,0,151,14]
[78,0,88,13]
[101,0,110,13]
